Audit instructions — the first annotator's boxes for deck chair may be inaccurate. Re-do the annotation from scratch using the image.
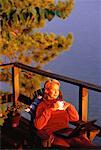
[20,88,101,149]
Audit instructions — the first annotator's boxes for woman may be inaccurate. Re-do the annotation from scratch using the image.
[34,79,94,148]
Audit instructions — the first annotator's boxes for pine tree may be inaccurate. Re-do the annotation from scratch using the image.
[0,0,74,97]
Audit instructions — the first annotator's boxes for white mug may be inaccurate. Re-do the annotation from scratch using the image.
[58,101,64,110]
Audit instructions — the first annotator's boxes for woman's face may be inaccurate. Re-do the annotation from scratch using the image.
[46,83,60,100]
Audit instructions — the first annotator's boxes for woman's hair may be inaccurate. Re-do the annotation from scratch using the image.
[44,79,60,89]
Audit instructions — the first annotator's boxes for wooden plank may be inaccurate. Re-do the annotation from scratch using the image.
[12,67,20,105]
[14,62,101,92]
[0,63,14,68]
[79,87,88,121]
[89,129,100,142]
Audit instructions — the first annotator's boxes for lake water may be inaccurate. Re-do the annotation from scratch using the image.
[42,0,101,144]
[0,0,101,144]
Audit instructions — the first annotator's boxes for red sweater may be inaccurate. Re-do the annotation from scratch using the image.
[34,99,79,133]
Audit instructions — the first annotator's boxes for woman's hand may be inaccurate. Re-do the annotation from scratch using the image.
[63,102,70,110]
[52,101,64,111]
[51,101,70,111]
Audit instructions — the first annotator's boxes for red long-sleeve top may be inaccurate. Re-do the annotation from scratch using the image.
[34,99,79,134]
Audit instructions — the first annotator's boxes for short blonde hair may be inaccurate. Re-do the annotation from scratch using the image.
[44,79,60,89]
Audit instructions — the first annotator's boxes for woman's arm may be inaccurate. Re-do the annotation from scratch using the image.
[34,102,52,130]
[66,103,79,122]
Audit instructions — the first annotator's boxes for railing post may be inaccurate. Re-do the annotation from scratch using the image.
[12,66,20,105]
[79,86,88,121]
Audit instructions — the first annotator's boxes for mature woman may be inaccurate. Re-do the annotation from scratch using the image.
[34,79,94,148]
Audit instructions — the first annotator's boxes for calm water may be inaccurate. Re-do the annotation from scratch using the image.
[0,0,101,144]
[42,0,101,144]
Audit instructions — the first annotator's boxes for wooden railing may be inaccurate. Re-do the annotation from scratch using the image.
[0,62,101,122]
